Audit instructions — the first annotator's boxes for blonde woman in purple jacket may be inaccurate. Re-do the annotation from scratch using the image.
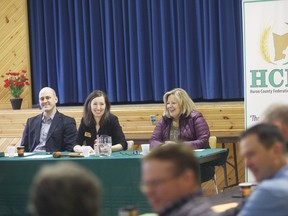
[150,88,210,149]
[150,88,214,182]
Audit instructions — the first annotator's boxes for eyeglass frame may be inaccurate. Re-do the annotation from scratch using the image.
[140,172,183,192]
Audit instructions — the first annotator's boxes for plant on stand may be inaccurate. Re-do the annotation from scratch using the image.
[3,70,30,109]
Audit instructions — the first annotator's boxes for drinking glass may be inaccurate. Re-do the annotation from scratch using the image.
[141,144,150,156]
[82,146,90,157]
[99,135,112,156]
[7,146,16,157]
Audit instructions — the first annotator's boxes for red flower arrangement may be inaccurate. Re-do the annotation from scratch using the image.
[3,70,30,98]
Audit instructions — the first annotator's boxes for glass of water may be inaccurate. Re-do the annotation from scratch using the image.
[99,135,112,156]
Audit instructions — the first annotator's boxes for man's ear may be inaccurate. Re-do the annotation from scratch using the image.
[282,124,288,141]
[182,169,195,183]
[55,96,58,103]
[273,142,284,155]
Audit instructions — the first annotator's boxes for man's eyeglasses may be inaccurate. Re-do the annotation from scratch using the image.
[140,174,181,192]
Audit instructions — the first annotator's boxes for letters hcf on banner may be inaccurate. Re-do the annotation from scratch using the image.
[242,0,288,181]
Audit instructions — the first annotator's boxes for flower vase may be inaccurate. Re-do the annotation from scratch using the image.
[10,98,23,110]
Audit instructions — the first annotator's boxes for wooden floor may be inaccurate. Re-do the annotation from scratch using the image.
[202,142,244,196]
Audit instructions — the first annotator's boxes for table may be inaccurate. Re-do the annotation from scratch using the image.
[194,148,227,165]
[209,186,243,213]
[0,148,227,216]
[217,136,240,187]
[209,186,242,206]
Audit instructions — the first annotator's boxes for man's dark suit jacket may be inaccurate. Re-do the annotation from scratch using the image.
[21,111,77,152]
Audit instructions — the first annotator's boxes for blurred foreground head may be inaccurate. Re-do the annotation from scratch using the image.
[262,103,288,143]
[240,123,286,182]
[29,162,101,216]
[141,143,200,212]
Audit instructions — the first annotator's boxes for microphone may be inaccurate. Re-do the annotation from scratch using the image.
[52,152,83,158]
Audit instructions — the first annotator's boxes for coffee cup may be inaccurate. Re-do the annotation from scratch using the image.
[17,146,25,157]
[239,182,253,197]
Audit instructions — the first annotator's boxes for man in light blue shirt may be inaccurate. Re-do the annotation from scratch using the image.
[238,123,288,216]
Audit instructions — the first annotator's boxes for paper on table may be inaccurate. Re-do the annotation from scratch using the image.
[23,155,52,159]
[211,202,239,213]
[194,149,204,151]
[139,214,158,216]
[5,152,35,157]
[23,153,34,156]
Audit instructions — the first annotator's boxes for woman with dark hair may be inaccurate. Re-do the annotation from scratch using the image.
[73,90,127,153]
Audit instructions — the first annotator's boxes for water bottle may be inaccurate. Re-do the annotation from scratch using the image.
[94,139,100,156]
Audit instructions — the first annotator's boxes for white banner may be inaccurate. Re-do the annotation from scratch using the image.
[243,0,288,181]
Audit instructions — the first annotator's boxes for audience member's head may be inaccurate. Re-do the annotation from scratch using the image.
[141,143,200,212]
[262,103,288,141]
[38,87,58,114]
[29,162,101,216]
[240,123,287,182]
[163,88,196,118]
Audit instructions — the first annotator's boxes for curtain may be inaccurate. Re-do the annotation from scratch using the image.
[28,0,243,105]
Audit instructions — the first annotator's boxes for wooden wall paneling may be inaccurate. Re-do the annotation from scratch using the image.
[0,0,32,109]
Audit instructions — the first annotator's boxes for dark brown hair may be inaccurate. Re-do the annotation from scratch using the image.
[83,90,111,127]
[240,123,286,152]
[29,162,101,216]
[143,143,200,185]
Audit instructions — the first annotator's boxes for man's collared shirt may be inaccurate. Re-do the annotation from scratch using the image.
[33,113,55,152]
[238,165,288,216]
[159,191,217,216]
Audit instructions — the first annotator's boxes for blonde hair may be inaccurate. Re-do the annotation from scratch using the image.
[163,88,196,118]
